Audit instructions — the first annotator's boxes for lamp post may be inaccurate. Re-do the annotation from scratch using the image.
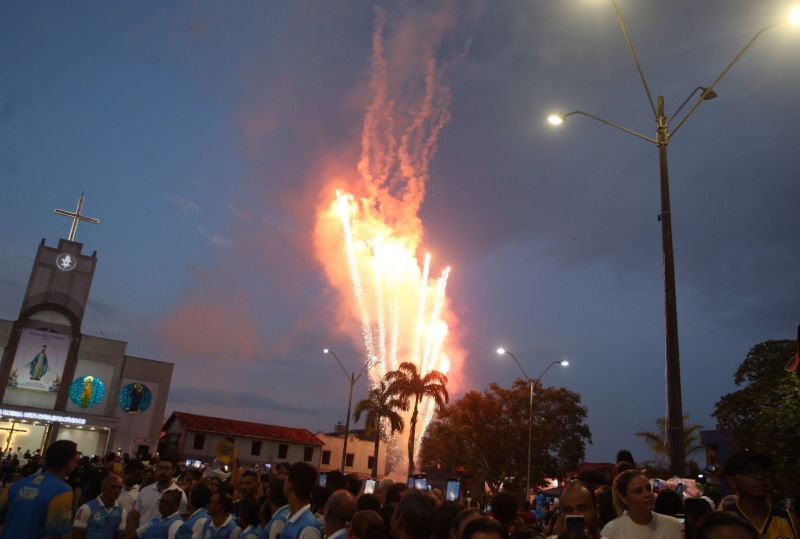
[497,347,569,499]
[547,2,797,476]
[323,348,375,472]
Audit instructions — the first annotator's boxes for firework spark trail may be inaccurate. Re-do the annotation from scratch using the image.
[372,247,388,376]
[422,268,449,374]
[358,8,396,202]
[397,59,451,212]
[336,192,378,362]
[389,279,400,372]
[315,5,464,476]
[413,253,431,364]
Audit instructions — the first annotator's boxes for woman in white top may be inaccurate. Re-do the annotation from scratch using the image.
[601,470,682,539]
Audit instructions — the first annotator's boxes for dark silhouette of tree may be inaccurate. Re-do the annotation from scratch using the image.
[636,413,704,465]
[353,381,406,477]
[385,362,448,475]
[420,379,591,490]
[714,339,800,498]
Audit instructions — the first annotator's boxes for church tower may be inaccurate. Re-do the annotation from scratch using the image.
[0,195,174,457]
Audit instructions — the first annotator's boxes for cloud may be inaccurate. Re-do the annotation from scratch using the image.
[227,202,253,223]
[0,93,16,123]
[197,227,233,248]
[161,292,262,362]
[168,386,315,415]
[163,192,200,214]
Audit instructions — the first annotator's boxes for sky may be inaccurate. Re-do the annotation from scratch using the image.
[1,0,798,465]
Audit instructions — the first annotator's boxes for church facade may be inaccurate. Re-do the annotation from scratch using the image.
[0,197,174,458]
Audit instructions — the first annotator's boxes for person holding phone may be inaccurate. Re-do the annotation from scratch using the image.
[601,471,681,539]
[547,481,602,539]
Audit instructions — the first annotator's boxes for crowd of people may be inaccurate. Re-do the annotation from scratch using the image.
[0,440,797,539]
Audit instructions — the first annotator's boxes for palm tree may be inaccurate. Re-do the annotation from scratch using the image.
[385,361,449,475]
[353,381,407,477]
[636,413,704,465]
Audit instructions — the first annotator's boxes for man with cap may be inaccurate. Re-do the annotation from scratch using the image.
[724,450,799,539]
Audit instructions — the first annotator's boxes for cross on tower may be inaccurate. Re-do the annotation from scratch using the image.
[0,422,28,453]
[54,193,100,242]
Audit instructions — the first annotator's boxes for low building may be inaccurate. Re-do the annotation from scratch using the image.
[315,424,386,478]
[162,411,323,468]
[0,204,173,458]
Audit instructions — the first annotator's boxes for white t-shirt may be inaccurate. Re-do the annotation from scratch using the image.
[134,481,188,524]
[601,512,682,539]
[117,484,140,515]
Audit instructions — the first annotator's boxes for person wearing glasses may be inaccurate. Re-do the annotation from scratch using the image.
[723,451,799,539]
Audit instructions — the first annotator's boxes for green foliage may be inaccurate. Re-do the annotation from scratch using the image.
[385,362,449,475]
[635,413,704,466]
[713,340,800,497]
[419,379,591,490]
[353,381,407,477]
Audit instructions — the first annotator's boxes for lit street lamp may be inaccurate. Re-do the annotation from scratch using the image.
[323,348,376,472]
[497,347,569,499]
[547,2,797,476]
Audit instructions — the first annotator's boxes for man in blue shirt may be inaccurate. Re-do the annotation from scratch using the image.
[264,477,289,539]
[0,439,77,539]
[73,473,126,538]
[281,463,321,539]
[177,483,211,539]
[202,492,240,539]
[133,489,184,539]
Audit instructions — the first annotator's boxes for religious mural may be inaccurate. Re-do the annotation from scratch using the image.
[9,328,69,393]
[118,383,152,414]
[68,375,105,409]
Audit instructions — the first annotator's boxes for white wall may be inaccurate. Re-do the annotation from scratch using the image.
[179,428,321,467]
[0,421,47,455]
[112,378,159,453]
[57,426,108,457]
[316,433,385,478]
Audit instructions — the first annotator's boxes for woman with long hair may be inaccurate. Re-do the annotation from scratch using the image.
[601,470,681,539]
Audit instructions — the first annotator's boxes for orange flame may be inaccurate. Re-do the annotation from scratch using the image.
[313,7,463,475]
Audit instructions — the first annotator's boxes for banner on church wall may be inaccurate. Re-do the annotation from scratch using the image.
[9,329,70,394]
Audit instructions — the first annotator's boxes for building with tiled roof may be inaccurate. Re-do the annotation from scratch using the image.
[162,411,323,467]
[315,423,387,479]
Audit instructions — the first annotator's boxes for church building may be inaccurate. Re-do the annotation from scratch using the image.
[0,195,174,458]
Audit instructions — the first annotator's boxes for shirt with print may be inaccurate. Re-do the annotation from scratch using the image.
[0,471,73,539]
[281,505,321,539]
[73,495,127,537]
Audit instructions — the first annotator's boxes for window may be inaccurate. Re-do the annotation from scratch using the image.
[303,447,314,462]
[322,450,331,465]
[251,441,262,456]
[345,453,354,467]
[367,456,376,470]
[278,444,288,459]
[193,433,205,450]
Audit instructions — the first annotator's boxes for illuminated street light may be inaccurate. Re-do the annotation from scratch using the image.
[497,347,570,499]
[547,114,564,126]
[547,0,796,476]
[790,6,800,25]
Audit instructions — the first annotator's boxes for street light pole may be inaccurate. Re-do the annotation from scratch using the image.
[497,348,568,499]
[547,3,796,476]
[324,348,375,472]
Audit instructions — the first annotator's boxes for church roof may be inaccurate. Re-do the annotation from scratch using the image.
[166,411,323,446]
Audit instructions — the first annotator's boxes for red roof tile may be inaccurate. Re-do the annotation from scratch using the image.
[169,411,323,446]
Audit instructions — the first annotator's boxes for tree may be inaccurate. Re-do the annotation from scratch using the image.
[713,340,800,498]
[419,379,591,490]
[636,413,704,467]
[353,381,406,477]
[385,362,449,475]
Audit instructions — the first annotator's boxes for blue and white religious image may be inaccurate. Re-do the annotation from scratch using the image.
[68,375,106,409]
[118,382,152,414]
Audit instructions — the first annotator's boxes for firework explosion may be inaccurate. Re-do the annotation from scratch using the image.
[314,7,463,475]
